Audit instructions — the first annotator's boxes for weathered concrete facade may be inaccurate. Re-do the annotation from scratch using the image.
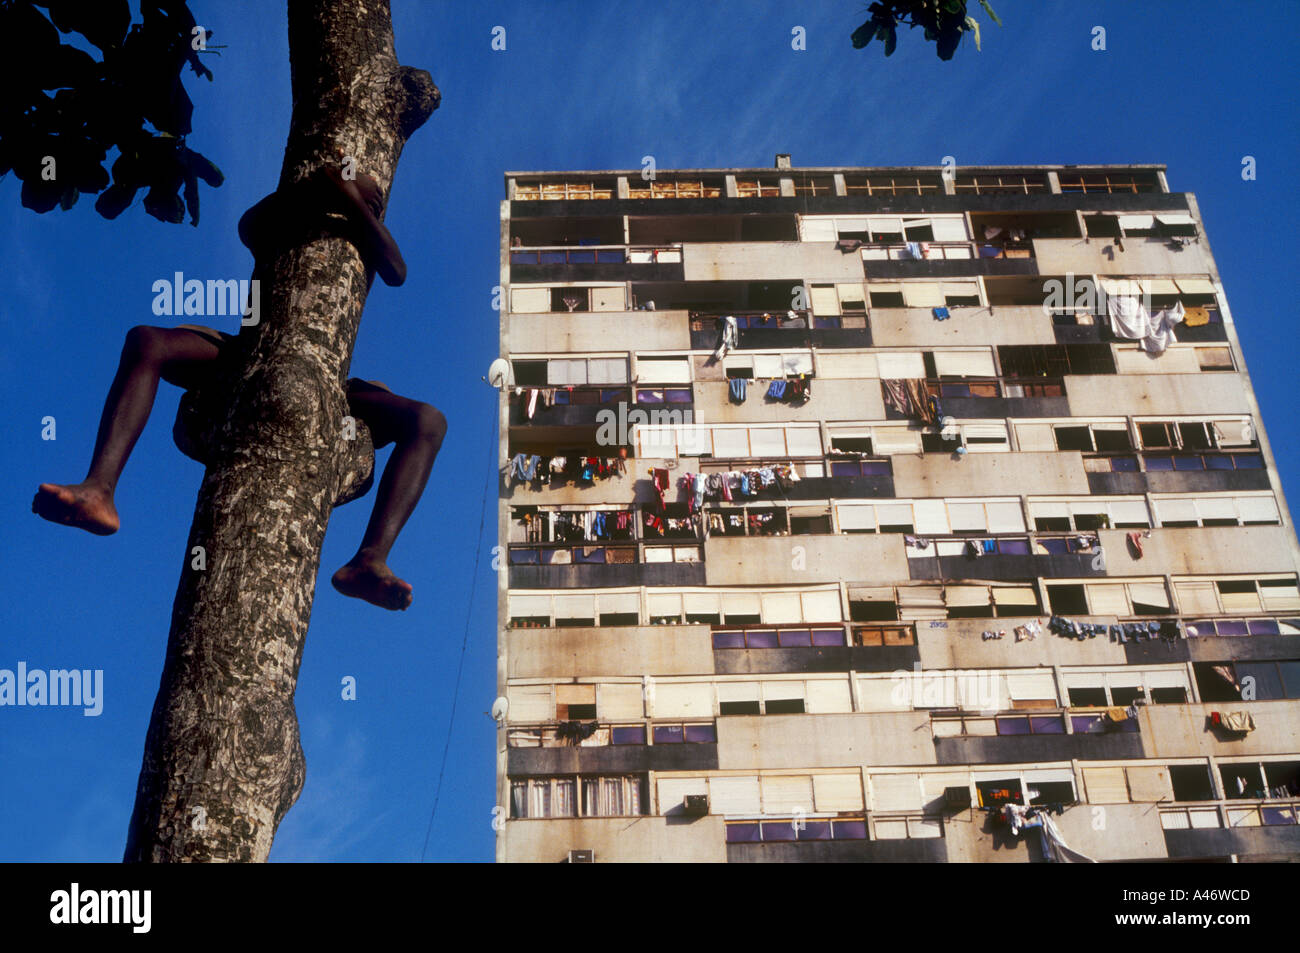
[497,159,1300,862]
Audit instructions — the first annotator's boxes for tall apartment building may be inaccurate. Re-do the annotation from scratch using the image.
[495,158,1300,863]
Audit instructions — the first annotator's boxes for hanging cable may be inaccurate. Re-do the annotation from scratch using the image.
[420,396,497,861]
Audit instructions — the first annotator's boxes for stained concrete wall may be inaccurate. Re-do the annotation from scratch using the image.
[1032,236,1213,277]
[869,306,1059,348]
[693,379,882,423]
[505,624,715,678]
[917,616,1131,670]
[715,712,937,769]
[509,309,690,354]
[1098,526,1300,578]
[891,451,1090,498]
[683,241,867,282]
[1063,372,1250,418]
[1139,700,1300,759]
[502,816,727,863]
[704,534,906,587]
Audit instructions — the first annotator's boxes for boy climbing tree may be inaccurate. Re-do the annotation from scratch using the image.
[33,162,446,611]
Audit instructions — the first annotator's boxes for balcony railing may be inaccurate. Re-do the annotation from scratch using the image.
[510,243,682,265]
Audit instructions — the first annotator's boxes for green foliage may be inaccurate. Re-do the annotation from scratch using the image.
[0,1,222,225]
[852,0,1001,60]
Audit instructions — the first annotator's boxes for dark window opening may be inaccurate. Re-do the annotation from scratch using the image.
[764,698,806,715]
[1055,426,1095,452]
[551,287,590,312]
[850,600,899,622]
[719,700,761,716]
[1110,686,1146,706]
[1028,781,1076,806]
[512,360,547,386]
[1034,517,1072,533]
[1219,763,1265,800]
[1138,422,1176,449]
[1047,585,1089,615]
[1193,663,1243,703]
[1169,765,1215,802]
[1150,687,1188,704]
[790,516,832,535]
[1068,687,1108,707]
[599,612,639,627]
[1094,429,1133,452]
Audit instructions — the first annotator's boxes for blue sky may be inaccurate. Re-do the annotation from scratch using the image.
[1,1,1296,862]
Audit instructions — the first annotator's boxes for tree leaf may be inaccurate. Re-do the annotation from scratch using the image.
[850,21,877,49]
[965,15,981,51]
[935,27,961,59]
[980,0,1002,27]
[884,24,897,56]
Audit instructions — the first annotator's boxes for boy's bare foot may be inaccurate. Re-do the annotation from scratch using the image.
[32,481,120,535]
[331,553,413,611]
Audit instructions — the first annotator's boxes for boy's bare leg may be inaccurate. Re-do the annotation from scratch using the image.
[33,326,222,534]
[331,382,446,610]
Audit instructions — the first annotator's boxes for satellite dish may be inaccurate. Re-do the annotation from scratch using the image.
[490,696,508,722]
[487,358,509,389]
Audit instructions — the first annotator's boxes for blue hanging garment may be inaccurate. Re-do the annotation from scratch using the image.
[766,380,787,400]
[932,307,951,321]
[729,377,747,403]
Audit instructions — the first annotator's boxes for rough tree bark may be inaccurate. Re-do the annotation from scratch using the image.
[124,0,438,862]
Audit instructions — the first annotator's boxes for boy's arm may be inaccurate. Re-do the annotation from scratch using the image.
[322,167,407,286]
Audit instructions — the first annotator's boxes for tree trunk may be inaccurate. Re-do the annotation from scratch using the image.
[124,0,438,863]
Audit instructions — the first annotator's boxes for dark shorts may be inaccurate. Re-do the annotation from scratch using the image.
[174,324,390,394]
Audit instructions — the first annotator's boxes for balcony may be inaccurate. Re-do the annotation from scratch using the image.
[933,709,1145,764]
[688,309,872,350]
[906,533,1107,582]
[510,243,684,282]
[881,377,1071,421]
[860,240,1038,278]
[508,540,706,588]
[1084,450,1270,495]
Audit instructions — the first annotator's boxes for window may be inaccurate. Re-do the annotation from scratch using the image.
[849,587,898,622]
[722,350,814,380]
[1195,660,1300,702]
[1168,765,1216,802]
[726,818,868,843]
[1058,171,1160,194]
[851,624,915,647]
[998,344,1117,377]
[514,179,616,201]
[712,625,846,649]
[868,280,981,308]
[638,422,822,459]
[636,355,693,384]
[736,178,781,198]
[1046,580,1172,616]
[844,174,943,196]
[556,684,596,721]
[793,175,835,196]
[1028,497,1150,531]
[1174,575,1300,615]
[544,356,629,386]
[954,173,1049,194]
[551,287,589,312]
[1064,667,1190,707]
[1136,418,1255,451]
[627,178,723,199]
[1152,494,1281,528]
